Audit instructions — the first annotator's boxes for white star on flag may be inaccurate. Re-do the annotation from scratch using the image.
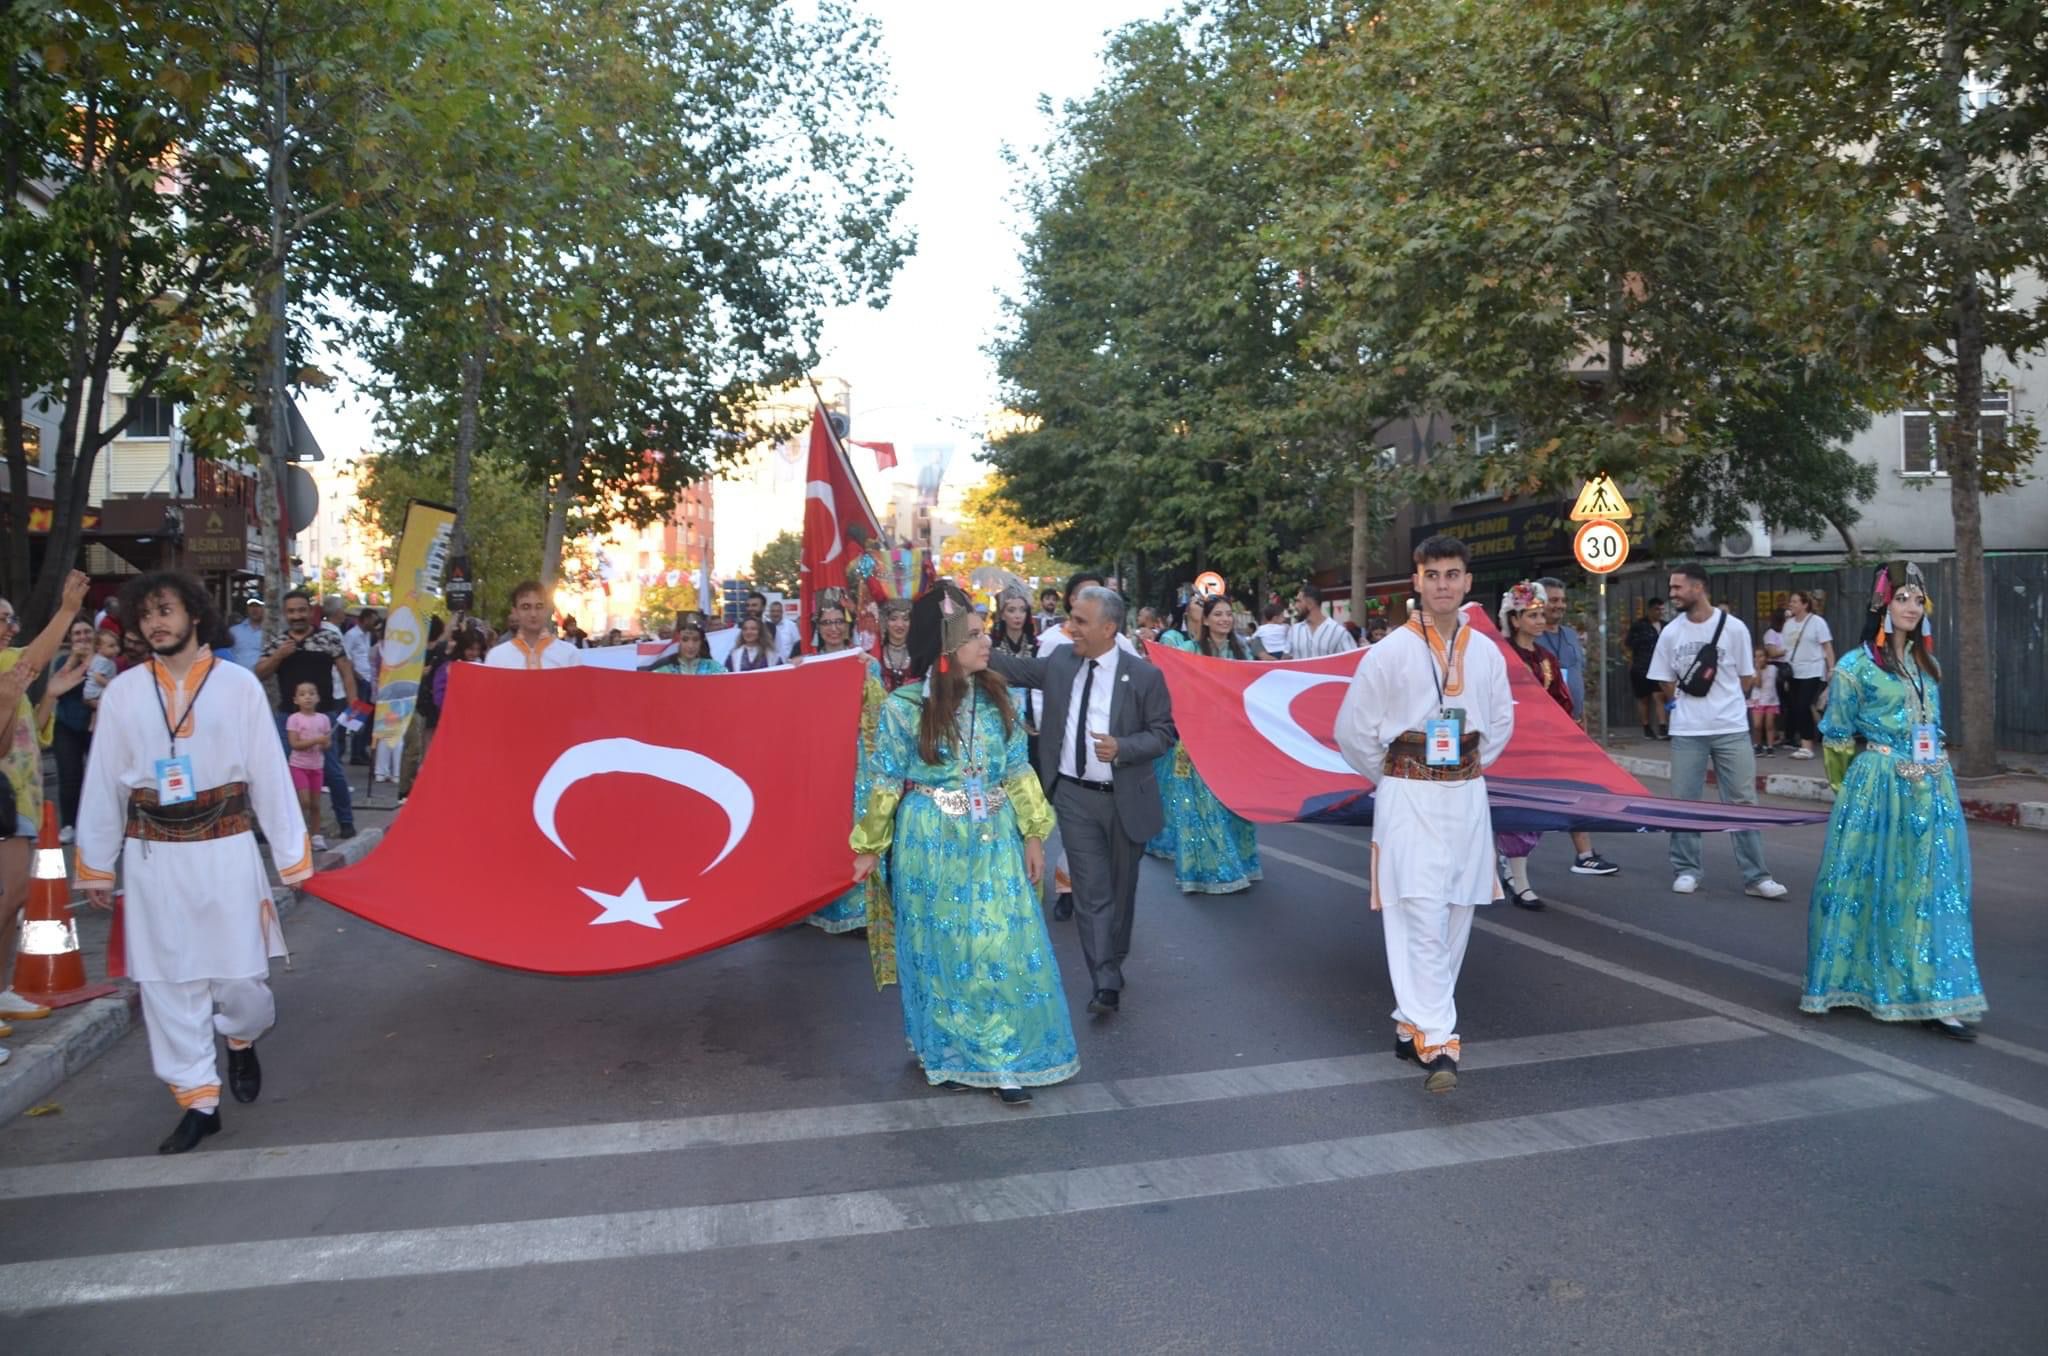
[577,878,689,930]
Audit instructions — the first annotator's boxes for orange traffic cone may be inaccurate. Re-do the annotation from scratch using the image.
[10,803,117,1009]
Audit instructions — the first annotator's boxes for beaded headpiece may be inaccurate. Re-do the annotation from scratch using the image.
[1498,580,1545,631]
[1869,560,1929,613]
[908,580,976,678]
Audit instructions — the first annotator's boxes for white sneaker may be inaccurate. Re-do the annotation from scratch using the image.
[0,1046,10,1068]
[0,988,53,1021]
[1672,874,1700,895]
[1789,748,1815,760]
[58,825,75,844]
[312,834,330,851]
[1745,878,1790,899]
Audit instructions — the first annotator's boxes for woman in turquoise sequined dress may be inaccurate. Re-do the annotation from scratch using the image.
[850,582,1077,1104]
[648,620,724,675]
[1155,596,1261,895]
[804,597,888,934]
[1143,598,1202,860]
[1801,562,1984,1038]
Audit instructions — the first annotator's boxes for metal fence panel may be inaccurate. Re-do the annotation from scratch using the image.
[1596,554,2047,753]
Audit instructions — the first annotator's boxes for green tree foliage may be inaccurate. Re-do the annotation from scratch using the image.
[989,20,1347,605]
[748,529,802,597]
[353,448,551,623]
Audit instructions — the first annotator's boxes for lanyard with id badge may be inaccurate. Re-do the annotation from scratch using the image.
[1423,617,1465,766]
[959,689,994,826]
[1906,664,1940,764]
[151,659,216,805]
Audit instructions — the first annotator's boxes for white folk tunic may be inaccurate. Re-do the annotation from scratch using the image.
[485,635,582,669]
[76,652,312,983]
[1333,611,1514,908]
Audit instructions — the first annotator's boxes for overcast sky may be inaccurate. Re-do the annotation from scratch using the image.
[299,0,1167,474]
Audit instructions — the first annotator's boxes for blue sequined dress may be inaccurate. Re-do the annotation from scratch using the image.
[806,654,888,933]
[1143,632,1188,859]
[1801,647,1985,1022]
[1155,634,1261,894]
[852,684,1079,1089]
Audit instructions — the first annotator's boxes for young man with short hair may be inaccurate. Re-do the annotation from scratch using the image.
[1646,564,1788,899]
[486,581,582,670]
[1335,536,1514,1093]
[77,571,313,1153]
[1035,588,1062,632]
[1288,583,1357,658]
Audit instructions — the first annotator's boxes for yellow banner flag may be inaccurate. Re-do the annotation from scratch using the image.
[371,500,456,747]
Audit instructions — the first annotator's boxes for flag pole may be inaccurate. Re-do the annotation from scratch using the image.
[805,376,883,532]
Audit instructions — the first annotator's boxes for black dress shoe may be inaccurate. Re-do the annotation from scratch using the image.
[158,1108,221,1154]
[1422,1054,1458,1094]
[1923,1018,1979,1042]
[1087,988,1120,1015]
[1394,1037,1418,1064]
[1052,892,1074,921]
[997,1087,1033,1106]
[1511,888,1545,911]
[226,1044,261,1103]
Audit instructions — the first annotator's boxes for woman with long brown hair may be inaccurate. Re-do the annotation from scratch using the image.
[849,581,1076,1104]
[1152,595,1261,893]
[1802,562,1983,1039]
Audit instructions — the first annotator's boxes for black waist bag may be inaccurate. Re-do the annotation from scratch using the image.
[1677,609,1730,698]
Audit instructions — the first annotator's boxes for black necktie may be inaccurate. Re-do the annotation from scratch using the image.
[1070,658,1098,779]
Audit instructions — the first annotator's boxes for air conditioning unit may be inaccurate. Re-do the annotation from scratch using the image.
[1719,516,1772,559]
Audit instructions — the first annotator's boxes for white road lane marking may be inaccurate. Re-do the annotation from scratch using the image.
[0,1016,1759,1202]
[1261,841,2048,1133]
[0,1072,1926,1314]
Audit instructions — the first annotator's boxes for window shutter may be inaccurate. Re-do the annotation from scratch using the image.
[1902,412,1933,473]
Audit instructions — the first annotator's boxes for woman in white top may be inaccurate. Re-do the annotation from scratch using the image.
[1779,590,1835,759]
[724,616,783,672]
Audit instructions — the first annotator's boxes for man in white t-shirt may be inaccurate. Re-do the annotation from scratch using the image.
[766,599,802,661]
[485,580,583,670]
[1646,564,1786,899]
[1287,584,1358,659]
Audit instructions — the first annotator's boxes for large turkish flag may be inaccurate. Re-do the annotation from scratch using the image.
[1152,605,1826,835]
[303,659,865,974]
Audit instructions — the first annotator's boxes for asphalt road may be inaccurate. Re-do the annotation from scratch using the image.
[2,803,2045,1353]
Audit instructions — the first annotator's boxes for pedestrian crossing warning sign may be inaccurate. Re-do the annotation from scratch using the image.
[1569,473,1632,522]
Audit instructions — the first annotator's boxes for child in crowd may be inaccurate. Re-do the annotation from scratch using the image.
[285,681,333,849]
[1749,645,1780,755]
[81,623,122,720]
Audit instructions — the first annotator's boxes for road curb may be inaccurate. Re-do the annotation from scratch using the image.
[0,826,386,1125]
[1612,751,2045,831]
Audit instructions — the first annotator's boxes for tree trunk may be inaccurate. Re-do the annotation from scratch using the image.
[1350,478,1370,627]
[451,341,482,559]
[1936,10,1995,777]
[262,61,294,614]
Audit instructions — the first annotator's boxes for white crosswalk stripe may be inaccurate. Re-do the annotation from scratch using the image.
[0,1071,1928,1314]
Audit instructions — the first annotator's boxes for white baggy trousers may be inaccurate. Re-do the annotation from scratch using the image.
[140,977,274,1110]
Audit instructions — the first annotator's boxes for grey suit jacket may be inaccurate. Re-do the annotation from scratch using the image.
[988,645,1176,844]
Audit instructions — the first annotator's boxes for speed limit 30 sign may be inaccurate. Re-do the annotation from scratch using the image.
[1573,518,1629,574]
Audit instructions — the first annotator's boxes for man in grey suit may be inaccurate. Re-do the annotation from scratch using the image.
[987,585,1175,1014]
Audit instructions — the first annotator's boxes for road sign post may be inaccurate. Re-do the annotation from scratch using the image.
[1572,514,1630,746]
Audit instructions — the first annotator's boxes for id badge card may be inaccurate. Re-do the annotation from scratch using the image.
[1425,717,1462,766]
[964,774,992,822]
[1912,723,1940,764]
[154,754,197,806]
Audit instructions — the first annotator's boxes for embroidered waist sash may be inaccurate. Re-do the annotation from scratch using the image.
[127,782,253,842]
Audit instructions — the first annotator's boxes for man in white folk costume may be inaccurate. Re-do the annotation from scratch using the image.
[76,572,314,1154]
[1334,535,1514,1092]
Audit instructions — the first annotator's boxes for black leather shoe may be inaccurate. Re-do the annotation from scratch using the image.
[1394,1037,1419,1064]
[1087,988,1120,1015]
[1923,1018,1979,1042]
[1511,888,1545,911]
[1422,1054,1458,1093]
[158,1108,221,1154]
[1052,892,1074,921]
[997,1087,1033,1106]
[226,1045,261,1103]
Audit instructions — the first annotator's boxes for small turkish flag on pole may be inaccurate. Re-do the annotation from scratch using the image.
[800,403,883,651]
[850,439,898,471]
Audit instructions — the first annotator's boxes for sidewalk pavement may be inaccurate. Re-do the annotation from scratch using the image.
[1602,731,2048,832]
[0,762,399,1125]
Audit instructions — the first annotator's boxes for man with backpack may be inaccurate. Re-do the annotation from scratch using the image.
[1646,564,1789,900]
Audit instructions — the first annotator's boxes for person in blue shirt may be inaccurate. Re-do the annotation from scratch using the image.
[226,597,267,669]
[1533,577,1618,877]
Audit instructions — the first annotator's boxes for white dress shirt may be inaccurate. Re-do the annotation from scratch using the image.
[1060,644,1120,782]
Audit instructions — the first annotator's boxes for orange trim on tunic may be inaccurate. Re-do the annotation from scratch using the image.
[76,860,115,883]
[510,635,549,670]
[1401,618,1470,697]
[277,838,314,882]
[171,1083,221,1108]
[150,649,218,738]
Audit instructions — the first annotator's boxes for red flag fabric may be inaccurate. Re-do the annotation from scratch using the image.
[303,660,864,974]
[800,408,884,651]
[849,439,898,470]
[1152,604,1827,834]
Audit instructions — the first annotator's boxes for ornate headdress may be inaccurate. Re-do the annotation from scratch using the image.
[1869,559,1929,643]
[1498,580,1544,632]
[879,597,912,620]
[907,580,976,678]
